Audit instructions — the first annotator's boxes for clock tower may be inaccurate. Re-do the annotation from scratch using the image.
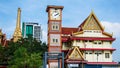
[46,5,63,52]
[46,5,64,68]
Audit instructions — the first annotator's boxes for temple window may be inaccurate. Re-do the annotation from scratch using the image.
[53,39,55,43]
[56,26,58,29]
[85,51,92,54]
[99,53,102,54]
[89,40,93,42]
[95,51,102,56]
[98,42,102,44]
[56,39,58,42]
[94,42,97,44]
[52,25,59,30]
[84,40,93,43]
[84,40,88,42]
[89,51,93,54]
[85,52,88,54]
[93,41,102,45]
[84,30,92,33]
[93,30,101,33]
[105,53,110,58]
[52,38,58,43]
[76,40,80,42]
[52,22,59,30]
[89,52,92,54]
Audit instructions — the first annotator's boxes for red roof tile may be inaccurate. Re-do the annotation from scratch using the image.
[62,27,78,34]
[80,48,116,51]
[70,37,115,41]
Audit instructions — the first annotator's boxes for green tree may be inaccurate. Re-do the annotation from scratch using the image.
[0,36,47,67]
[8,47,43,68]
[0,45,4,63]
[0,45,8,65]
[8,47,28,68]
[7,37,47,68]
[28,53,42,68]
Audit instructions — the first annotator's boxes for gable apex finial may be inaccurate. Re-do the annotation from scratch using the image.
[90,9,95,15]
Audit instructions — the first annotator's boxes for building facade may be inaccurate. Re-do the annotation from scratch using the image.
[62,11,117,68]
[46,5,63,68]
[22,22,41,42]
[47,5,117,68]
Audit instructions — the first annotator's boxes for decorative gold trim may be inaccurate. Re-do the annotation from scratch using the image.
[73,31,83,35]
[103,32,113,37]
[68,46,84,60]
[82,11,104,30]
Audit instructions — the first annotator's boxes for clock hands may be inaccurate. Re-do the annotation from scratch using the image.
[52,11,60,18]
[54,13,59,16]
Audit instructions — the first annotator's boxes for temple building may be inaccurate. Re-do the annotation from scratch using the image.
[46,5,117,68]
[62,11,117,68]
[0,29,7,46]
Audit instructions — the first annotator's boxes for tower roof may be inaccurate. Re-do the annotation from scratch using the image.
[46,5,64,12]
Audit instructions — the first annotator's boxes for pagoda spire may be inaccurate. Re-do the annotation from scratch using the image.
[13,8,22,42]
[16,8,21,29]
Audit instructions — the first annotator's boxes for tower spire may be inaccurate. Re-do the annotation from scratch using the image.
[16,8,21,28]
[13,8,22,42]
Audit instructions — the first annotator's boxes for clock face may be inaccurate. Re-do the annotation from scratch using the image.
[51,9,60,19]
[52,11,60,18]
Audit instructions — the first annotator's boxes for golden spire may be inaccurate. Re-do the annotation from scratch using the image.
[16,8,21,29]
[13,8,22,42]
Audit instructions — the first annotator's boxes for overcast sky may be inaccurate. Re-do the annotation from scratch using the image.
[0,0,120,62]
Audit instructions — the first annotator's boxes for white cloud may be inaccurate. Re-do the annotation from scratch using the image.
[41,30,47,42]
[101,21,120,38]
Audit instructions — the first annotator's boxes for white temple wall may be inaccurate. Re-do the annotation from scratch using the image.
[75,30,109,38]
[103,51,112,62]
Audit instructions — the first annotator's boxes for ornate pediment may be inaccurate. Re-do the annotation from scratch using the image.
[82,11,104,31]
[68,47,84,60]
[84,16,101,30]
